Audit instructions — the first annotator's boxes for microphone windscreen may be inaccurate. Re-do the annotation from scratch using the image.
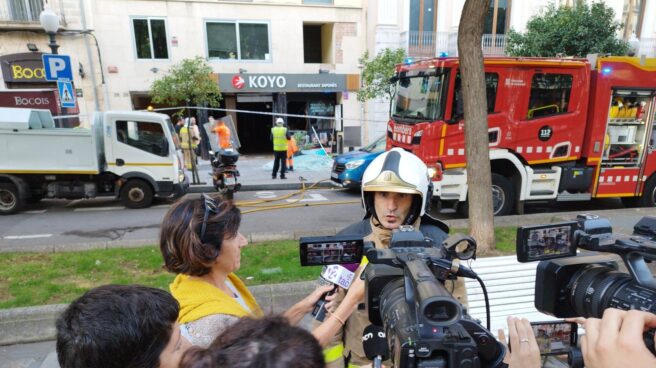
[362,325,390,361]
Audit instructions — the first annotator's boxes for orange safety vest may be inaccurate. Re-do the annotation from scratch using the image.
[287,136,298,157]
[214,124,232,149]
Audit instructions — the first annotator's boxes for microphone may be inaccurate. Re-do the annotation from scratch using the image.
[312,264,356,321]
[362,325,390,368]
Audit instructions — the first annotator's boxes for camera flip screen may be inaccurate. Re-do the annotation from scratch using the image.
[531,321,577,356]
[299,236,364,266]
[517,222,577,262]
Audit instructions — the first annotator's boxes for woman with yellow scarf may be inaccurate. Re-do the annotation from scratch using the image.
[160,194,363,348]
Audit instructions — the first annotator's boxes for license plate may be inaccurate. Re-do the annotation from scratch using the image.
[331,172,339,179]
[224,177,236,185]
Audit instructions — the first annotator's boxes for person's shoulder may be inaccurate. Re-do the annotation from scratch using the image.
[419,214,449,243]
[338,219,371,237]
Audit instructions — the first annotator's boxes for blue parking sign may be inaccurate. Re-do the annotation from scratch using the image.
[42,54,73,81]
[57,80,76,108]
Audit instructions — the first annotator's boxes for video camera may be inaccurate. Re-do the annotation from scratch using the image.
[516,214,656,353]
[299,227,506,367]
[363,226,505,368]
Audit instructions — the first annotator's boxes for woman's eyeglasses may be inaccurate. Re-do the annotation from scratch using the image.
[200,194,218,242]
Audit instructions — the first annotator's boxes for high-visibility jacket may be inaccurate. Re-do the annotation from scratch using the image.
[287,136,298,157]
[271,126,287,152]
[214,124,232,149]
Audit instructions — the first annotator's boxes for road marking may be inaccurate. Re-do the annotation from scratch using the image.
[254,191,277,199]
[3,234,52,240]
[24,210,47,214]
[65,199,83,207]
[73,206,123,212]
[286,193,328,203]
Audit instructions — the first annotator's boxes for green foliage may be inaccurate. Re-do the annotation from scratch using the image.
[357,48,407,102]
[506,2,629,57]
[150,56,222,107]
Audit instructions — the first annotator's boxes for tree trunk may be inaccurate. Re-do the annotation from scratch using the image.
[458,0,496,252]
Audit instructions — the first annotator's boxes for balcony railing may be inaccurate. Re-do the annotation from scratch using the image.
[402,31,508,58]
[0,0,43,22]
[637,38,655,57]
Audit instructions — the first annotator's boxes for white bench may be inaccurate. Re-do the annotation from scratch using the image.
[464,255,559,335]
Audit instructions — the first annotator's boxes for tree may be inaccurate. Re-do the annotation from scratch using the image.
[151,56,221,184]
[506,2,629,57]
[151,56,222,108]
[458,0,496,253]
[357,48,407,102]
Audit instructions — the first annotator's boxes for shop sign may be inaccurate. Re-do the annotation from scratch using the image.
[220,73,347,93]
[0,53,49,84]
[0,90,59,114]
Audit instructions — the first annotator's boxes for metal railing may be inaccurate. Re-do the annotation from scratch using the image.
[403,31,508,58]
[0,0,65,24]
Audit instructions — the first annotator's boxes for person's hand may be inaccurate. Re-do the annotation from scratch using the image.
[498,317,541,368]
[301,284,334,312]
[570,308,656,368]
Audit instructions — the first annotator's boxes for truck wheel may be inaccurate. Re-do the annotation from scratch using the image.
[120,180,154,209]
[0,183,23,215]
[491,173,515,216]
[638,176,656,207]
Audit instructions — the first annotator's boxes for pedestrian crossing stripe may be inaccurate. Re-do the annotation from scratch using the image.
[57,80,76,108]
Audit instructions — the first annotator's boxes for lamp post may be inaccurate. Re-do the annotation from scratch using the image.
[39,7,60,54]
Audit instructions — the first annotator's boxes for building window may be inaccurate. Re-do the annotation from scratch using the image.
[116,120,168,157]
[132,18,169,59]
[206,21,270,61]
[527,73,573,119]
[303,23,333,64]
[8,0,43,22]
[622,0,645,38]
[484,0,511,35]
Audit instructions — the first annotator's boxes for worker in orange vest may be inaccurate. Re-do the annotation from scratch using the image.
[286,132,298,172]
[213,117,232,149]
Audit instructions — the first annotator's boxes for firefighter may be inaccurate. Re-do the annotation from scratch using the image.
[286,131,298,172]
[319,148,468,368]
[271,118,288,179]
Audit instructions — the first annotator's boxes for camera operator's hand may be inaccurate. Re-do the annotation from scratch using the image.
[498,317,541,368]
[572,308,656,368]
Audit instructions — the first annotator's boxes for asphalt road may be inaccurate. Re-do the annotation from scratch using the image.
[1,187,654,252]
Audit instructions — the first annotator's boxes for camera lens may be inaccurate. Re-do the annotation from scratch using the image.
[570,264,632,318]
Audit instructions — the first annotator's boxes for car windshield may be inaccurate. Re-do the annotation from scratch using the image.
[392,70,448,123]
[362,135,386,152]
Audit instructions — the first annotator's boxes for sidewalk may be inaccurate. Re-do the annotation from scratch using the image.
[186,151,337,193]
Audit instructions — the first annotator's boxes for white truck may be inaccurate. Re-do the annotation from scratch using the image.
[0,108,188,215]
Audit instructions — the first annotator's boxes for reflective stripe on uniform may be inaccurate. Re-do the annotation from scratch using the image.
[323,343,345,363]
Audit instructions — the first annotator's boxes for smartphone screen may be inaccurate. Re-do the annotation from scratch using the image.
[531,321,577,356]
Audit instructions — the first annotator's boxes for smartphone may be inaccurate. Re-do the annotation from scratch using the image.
[530,320,577,356]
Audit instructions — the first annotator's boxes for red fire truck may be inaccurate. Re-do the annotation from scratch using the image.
[386,56,656,216]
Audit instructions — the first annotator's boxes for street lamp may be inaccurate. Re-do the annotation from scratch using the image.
[39,7,60,54]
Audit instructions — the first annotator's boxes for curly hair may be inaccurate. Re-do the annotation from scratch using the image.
[159,194,241,276]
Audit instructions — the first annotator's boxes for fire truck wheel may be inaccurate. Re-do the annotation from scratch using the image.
[639,176,656,207]
[491,173,515,216]
[0,183,23,215]
[457,174,515,217]
[120,179,154,209]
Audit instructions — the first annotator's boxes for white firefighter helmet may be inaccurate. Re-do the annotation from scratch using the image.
[361,147,432,224]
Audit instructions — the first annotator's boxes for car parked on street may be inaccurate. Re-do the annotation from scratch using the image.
[331,134,386,188]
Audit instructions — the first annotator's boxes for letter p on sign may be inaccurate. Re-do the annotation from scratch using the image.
[42,54,73,81]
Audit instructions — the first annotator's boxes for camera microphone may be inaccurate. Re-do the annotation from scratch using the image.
[312,264,356,321]
[362,325,390,368]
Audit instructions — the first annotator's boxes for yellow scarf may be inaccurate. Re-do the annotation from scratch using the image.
[170,273,263,324]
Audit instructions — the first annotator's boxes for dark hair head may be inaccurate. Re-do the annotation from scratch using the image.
[179,316,324,368]
[160,195,241,276]
[56,284,179,368]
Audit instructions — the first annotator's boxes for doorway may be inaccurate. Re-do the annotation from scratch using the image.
[236,101,273,153]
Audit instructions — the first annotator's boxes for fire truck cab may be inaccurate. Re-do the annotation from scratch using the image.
[387,56,656,216]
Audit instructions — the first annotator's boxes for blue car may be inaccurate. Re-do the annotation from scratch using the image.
[331,135,386,188]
